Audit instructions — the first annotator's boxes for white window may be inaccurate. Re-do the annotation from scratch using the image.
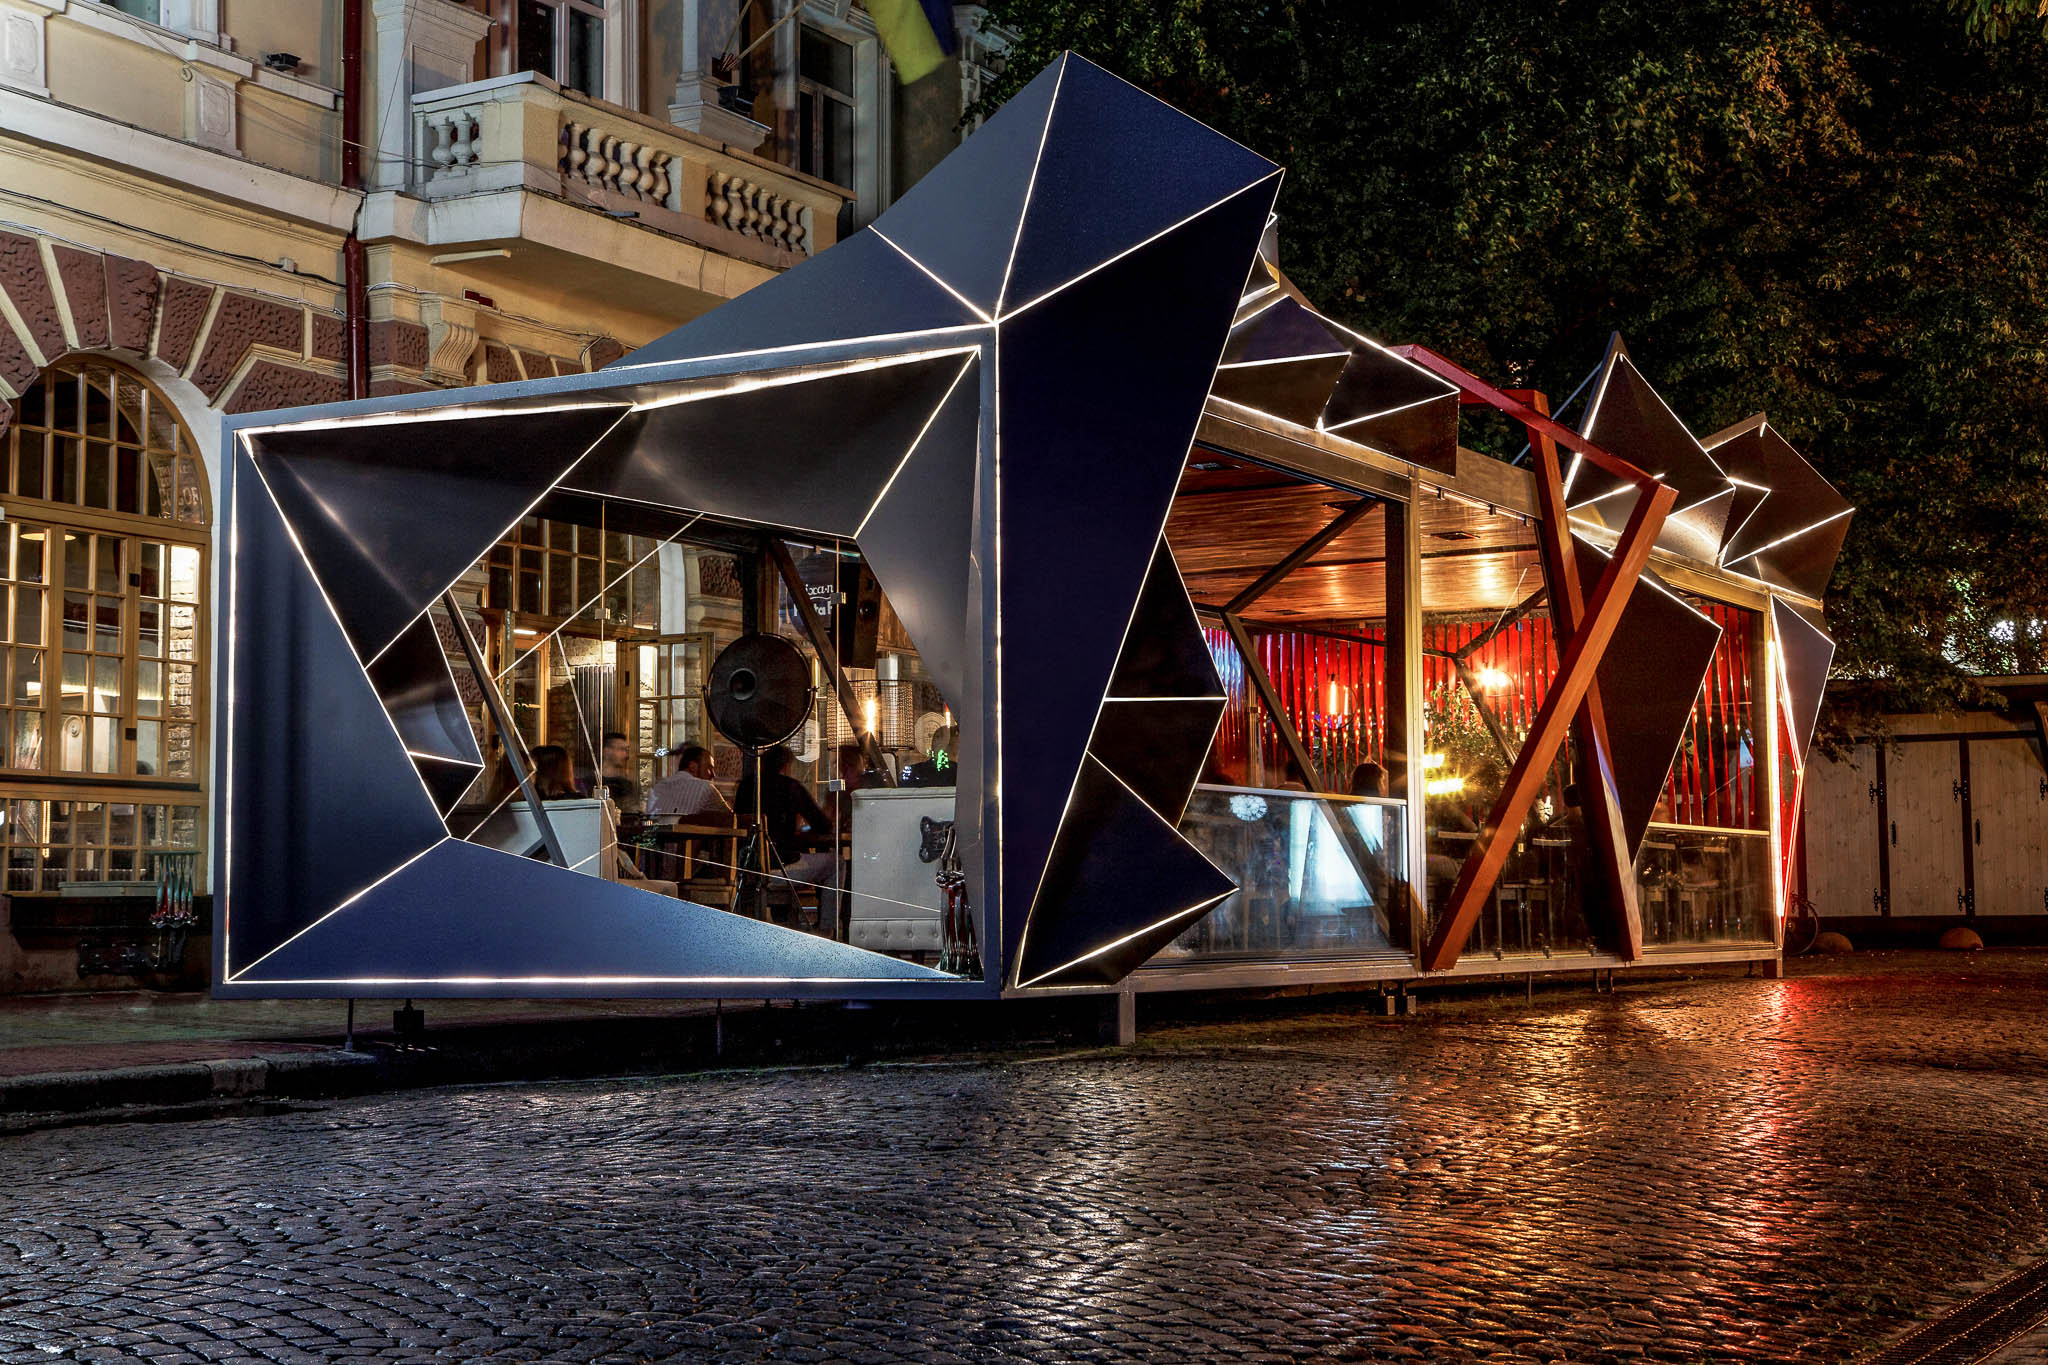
[515,0,607,96]
[795,25,855,190]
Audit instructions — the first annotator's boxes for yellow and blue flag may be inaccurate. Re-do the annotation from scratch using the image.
[866,0,958,84]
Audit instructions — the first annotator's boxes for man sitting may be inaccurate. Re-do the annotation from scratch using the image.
[647,745,729,820]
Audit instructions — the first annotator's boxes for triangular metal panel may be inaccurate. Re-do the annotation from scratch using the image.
[415,755,484,815]
[1575,538,1723,856]
[366,607,482,769]
[1330,391,1460,471]
[1014,756,1234,987]
[246,405,630,661]
[566,355,970,538]
[1089,698,1225,825]
[1751,509,1852,602]
[618,230,984,368]
[863,56,1064,314]
[1211,353,1349,427]
[1773,597,1835,761]
[1220,296,1349,366]
[1573,338,1733,562]
[1108,535,1221,700]
[225,457,449,975]
[1707,418,1853,582]
[232,837,954,985]
[855,355,982,710]
[995,178,1277,970]
[1322,345,1460,430]
[1659,483,1737,567]
[997,55,1281,313]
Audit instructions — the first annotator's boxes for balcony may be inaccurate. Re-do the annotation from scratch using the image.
[406,73,847,272]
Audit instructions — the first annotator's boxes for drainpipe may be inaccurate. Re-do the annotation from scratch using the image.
[341,0,370,400]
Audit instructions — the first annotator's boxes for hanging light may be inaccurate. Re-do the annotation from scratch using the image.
[1425,775,1466,797]
[863,696,879,734]
[1476,666,1512,691]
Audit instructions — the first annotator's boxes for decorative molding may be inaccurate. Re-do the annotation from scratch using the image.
[184,66,240,155]
[419,295,478,385]
[368,0,495,191]
[0,6,49,99]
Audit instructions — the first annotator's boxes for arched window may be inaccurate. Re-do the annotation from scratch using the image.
[0,359,210,891]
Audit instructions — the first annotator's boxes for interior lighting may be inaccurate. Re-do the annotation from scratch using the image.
[1425,775,1466,797]
[1422,752,1446,770]
[863,696,879,734]
[1476,667,1512,692]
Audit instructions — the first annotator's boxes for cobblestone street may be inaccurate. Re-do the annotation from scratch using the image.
[5,954,2048,1363]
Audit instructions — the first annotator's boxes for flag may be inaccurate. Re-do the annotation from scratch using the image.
[867,0,958,84]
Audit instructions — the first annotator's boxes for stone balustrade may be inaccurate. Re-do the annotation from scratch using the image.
[409,74,844,264]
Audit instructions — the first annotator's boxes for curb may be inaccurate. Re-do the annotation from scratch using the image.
[0,1049,387,1118]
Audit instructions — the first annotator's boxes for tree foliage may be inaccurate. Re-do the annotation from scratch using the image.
[972,0,2048,722]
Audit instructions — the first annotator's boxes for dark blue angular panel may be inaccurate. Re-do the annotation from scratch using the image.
[367,608,482,769]
[1089,698,1225,824]
[1576,539,1723,856]
[247,405,629,661]
[995,177,1277,968]
[619,231,984,368]
[569,355,968,537]
[998,56,1280,312]
[865,56,1064,314]
[235,838,952,984]
[856,356,982,710]
[1108,536,1221,700]
[1321,345,1460,470]
[1014,757,1233,987]
[225,458,448,976]
[1773,597,1835,761]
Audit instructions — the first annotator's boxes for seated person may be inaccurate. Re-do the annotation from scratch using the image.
[647,745,730,820]
[1347,761,1388,798]
[530,744,582,800]
[599,731,642,814]
[734,744,842,937]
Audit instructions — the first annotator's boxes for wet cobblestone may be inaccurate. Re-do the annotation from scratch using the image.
[5,954,2048,1362]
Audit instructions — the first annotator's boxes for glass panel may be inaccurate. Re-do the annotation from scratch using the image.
[137,660,162,716]
[61,592,87,650]
[547,553,572,615]
[167,663,193,720]
[83,441,109,509]
[141,804,168,846]
[12,588,38,647]
[76,802,105,844]
[58,714,84,771]
[165,724,195,778]
[90,716,116,772]
[135,719,161,776]
[1634,828,1774,945]
[116,448,141,514]
[95,536,122,594]
[108,803,136,846]
[1161,788,1408,961]
[6,846,34,893]
[12,710,40,769]
[60,653,86,711]
[801,27,854,91]
[61,532,87,590]
[48,801,70,844]
[50,437,77,505]
[137,601,161,658]
[94,597,121,654]
[517,0,556,77]
[170,806,198,849]
[138,542,161,598]
[13,648,39,706]
[174,455,203,523]
[93,655,120,713]
[13,436,41,500]
[168,545,200,602]
[167,605,197,661]
[16,528,43,585]
[566,9,603,94]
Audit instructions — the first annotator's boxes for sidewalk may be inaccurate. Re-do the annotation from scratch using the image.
[0,992,743,1120]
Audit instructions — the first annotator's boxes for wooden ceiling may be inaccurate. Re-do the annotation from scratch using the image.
[1168,456,1545,626]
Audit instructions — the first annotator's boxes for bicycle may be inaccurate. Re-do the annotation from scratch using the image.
[1781,890,1821,956]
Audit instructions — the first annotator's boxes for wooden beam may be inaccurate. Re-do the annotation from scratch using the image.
[1224,499,1379,615]
[1513,388,1643,962]
[1418,480,1675,971]
[764,538,897,785]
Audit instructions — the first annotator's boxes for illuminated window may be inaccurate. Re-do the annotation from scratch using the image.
[0,360,210,889]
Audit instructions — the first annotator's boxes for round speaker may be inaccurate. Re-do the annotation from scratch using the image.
[706,632,813,751]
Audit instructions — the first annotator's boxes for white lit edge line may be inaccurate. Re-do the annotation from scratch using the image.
[229,975,958,986]
[242,458,455,826]
[226,836,453,981]
[626,346,981,413]
[1564,350,1622,499]
[854,354,979,540]
[494,516,705,683]
[1723,507,1855,566]
[1015,889,1232,990]
[233,399,628,442]
[1102,695,1229,703]
[1001,170,1287,323]
[870,228,994,323]
[358,405,641,671]
[221,439,245,975]
[1216,351,1352,370]
[1320,392,1447,434]
[992,53,1068,318]
[595,324,990,376]
[407,750,482,767]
